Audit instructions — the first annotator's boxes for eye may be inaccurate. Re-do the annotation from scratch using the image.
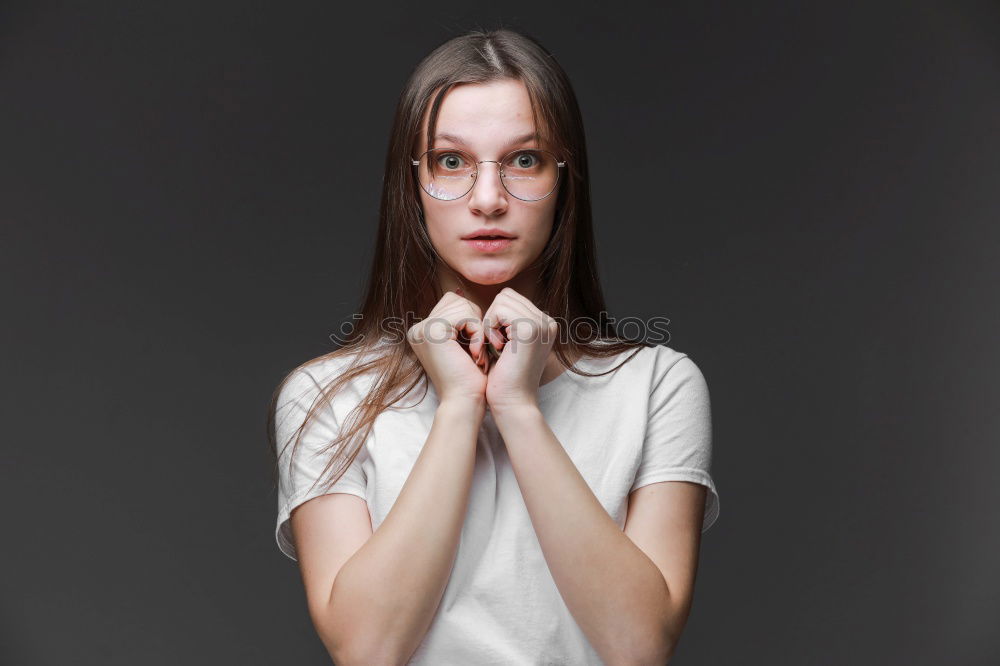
[436,152,467,170]
[513,151,538,168]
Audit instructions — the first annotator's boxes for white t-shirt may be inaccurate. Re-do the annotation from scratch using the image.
[274,342,719,665]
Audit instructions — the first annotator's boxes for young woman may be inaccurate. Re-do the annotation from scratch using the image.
[268,28,719,665]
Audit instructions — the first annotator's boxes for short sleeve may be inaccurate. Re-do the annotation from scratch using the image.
[630,352,719,533]
[274,367,368,562]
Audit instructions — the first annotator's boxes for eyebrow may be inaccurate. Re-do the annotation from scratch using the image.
[433,132,538,150]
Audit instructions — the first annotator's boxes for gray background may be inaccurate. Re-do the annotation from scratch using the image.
[3,1,998,663]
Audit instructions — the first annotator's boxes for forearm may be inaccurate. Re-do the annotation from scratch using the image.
[491,405,674,665]
[325,398,485,665]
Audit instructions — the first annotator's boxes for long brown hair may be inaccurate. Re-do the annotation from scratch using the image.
[267,28,652,497]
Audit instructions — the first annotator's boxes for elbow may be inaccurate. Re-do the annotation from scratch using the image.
[319,627,403,666]
[654,613,683,664]
[327,644,401,666]
[658,617,685,665]
[312,605,403,666]
[602,625,676,666]
[313,620,352,665]
[620,611,681,666]
[647,593,688,664]
[631,635,678,666]
[638,635,677,666]
[660,634,679,665]
[605,644,674,666]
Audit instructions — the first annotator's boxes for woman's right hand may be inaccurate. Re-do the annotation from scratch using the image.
[407,289,488,406]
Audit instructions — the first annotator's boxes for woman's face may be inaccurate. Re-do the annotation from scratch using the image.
[415,78,559,287]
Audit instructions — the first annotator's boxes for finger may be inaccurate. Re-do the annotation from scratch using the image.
[481,300,507,351]
[500,288,549,324]
[424,295,488,364]
[454,308,487,361]
[483,316,506,351]
[483,294,534,350]
[499,286,533,309]
[481,293,503,350]
[450,297,485,361]
[431,299,477,328]
[476,342,488,373]
[470,325,485,364]
[456,302,485,339]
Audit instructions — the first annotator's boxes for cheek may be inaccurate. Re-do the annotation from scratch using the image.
[424,219,448,249]
[422,207,457,253]
[526,208,558,248]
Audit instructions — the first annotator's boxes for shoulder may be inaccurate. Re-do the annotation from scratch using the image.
[277,343,388,408]
[605,343,709,404]
[589,342,695,379]
[648,344,703,379]
[644,344,710,408]
[566,342,698,398]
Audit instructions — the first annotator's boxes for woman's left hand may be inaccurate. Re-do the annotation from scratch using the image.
[482,287,560,413]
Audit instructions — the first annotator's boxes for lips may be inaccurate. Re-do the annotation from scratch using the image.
[461,228,516,240]
[463,237,514,253]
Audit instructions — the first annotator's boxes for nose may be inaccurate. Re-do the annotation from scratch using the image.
[468,161,508,217]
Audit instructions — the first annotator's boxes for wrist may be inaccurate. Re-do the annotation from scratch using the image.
[487,400,542,422]
[437,395,488,417]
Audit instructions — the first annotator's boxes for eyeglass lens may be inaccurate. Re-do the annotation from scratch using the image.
[415,149,560,201]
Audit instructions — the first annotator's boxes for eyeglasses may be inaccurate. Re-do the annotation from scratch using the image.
[411,147,566,202]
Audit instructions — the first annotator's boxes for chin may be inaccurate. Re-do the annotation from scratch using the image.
[459,263,520,286]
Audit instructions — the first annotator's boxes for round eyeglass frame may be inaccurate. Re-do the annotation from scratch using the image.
[410,147,566,202]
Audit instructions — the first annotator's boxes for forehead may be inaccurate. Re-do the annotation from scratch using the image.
[418,79,544,152]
